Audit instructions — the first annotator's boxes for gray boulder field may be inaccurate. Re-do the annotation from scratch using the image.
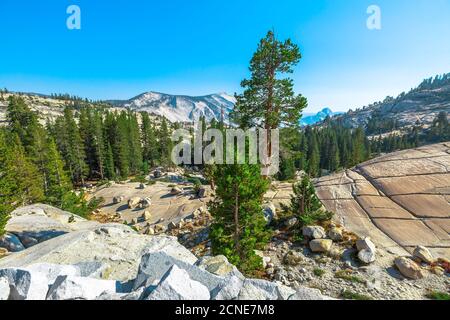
[0,204,336,300]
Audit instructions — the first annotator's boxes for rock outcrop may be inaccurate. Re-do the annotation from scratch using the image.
[0,204,98,252]
[312,143,450,259]
[0,208,333,300]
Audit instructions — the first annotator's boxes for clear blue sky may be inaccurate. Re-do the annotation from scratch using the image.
[1,0,449,112]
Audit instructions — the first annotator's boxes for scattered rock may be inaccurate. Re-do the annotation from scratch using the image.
[302,226,326,239]
[356,237,376,252]
[412,246,434,264]
[153,170,162,178]
[309,239,332,253]
[146,265,210,300]
[284,217,298,229]
[262,202,277,224]
[356,237,376,264]
[168,222,177,231]
[154,224,167,234]
[143,211,152,221]
[394,257,427,280]
[327,227,343,242]
[127,197,142,209]
[140,197,152,209]
[283,251,303,266]
[327,248,343,259]
[112,196,124,204]
[358,249,376,264]
[138,183,146,189]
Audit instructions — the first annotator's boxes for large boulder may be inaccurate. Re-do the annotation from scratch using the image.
[356,237,377,264]
[356,237,376,252]
[238,279,295,300]
[302,226,326,239]
[210,276,243,300]
[0,263,87,300]
[394,257,427,280]
[46,275,119,300]
[10,204,86,224]
[134,252,222,291]
[327,227,343,242]
[128,197,142,209]
[4,204,97,249]
[5,215,69,248]
[413,246,434,264]
[196,255,244,278]
[358,249,376,264]
[309,239,332,253]
[0,277,10,300]
[0,268,49,300]
[146,265,210,300]
[0,233,25,252]
[0,225,194,282]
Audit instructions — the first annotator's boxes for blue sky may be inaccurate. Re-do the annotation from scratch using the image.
[0,0,449,112]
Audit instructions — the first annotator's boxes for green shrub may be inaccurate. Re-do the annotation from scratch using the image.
[335,270,366,284]
[426,291,450,300]
[60,192,104,218]
[340,290,372,300]
[313,268,325,277]
[283,175,333,227]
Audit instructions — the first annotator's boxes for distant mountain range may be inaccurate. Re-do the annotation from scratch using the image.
[333,73,450,129]
[1,73,449,130]
[300,108,343,126]
[108,92,235,123]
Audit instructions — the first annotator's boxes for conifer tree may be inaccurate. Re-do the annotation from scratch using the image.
[116,112,132,178]
[231,31,307,174]
[58,107,88,185]
[141,112,158,167]
[209,162,270,274]
[287,175,332,226]
[306,128,320,177]
[126,111,143,174]
[0,132,44,210]
[158,117,173,167]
